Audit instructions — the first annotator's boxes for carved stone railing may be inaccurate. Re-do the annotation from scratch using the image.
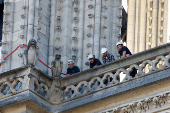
[1,43,170,112]
[0,67,29,98]
[59,43,170,103]
[0,67,53,104]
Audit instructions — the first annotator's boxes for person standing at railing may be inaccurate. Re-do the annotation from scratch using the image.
[101,48,115,64]
[88,54,102,68]
[67,60,80,76]
[116,42,136,77]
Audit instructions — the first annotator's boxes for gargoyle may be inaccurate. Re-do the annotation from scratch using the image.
[23,39,38,67]
[51,54,63,77]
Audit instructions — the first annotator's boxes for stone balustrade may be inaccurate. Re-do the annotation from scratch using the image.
[60,43,170,103]
[0,67,53,103]
[0,43,170,112]
[0,68,28,98]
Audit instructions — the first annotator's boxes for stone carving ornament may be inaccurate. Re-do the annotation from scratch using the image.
[51,54,63,77]
[23,39,38,67]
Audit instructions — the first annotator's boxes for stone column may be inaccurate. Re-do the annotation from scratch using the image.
[1,0,14,72]
[48,0,56,75]
[77,0,84,71]
[27,0,35,43]
[139,0,146,52]
[163,0,168,44]
[151,0,158,48]
[134,0,140,53]
[127,0,136,54]
[146,0,151,50]
[93,0,101,58]
[111,0,119,59]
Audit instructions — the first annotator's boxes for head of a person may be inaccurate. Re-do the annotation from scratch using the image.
[68,60,74,69]
[101,48,108,57]
[88,54,95,63]
[116,42,123,50]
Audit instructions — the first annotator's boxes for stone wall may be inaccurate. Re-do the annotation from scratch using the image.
[127,0,170,54]
[0,43,170,113]
[1,0,50,74]
[48,0,123,74]
[0,0,123,75]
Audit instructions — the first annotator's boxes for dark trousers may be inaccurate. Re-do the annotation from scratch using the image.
[130,68,137,78]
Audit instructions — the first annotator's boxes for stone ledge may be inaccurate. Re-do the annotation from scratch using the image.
[61,43,170,87]
[0,44,170,112]
[0,90,52,112]
[59,68,170,112]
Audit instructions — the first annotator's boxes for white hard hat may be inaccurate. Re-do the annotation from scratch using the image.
[101,48,107,54]
[116,42,123,46]
[68,60,74,64]
[88,54,94,59]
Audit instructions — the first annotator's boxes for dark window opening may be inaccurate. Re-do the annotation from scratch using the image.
[0,1,4,45]
[121,8,127,43]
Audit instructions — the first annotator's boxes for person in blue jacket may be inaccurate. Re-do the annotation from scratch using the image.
[67,60,80,76]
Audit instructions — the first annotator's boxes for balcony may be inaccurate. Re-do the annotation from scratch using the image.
[1,43,170,113]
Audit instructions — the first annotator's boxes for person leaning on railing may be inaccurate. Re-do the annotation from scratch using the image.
[67,60,80,76]
[116,42,136,78]
[101,48,115,64]
[88,54,102,68]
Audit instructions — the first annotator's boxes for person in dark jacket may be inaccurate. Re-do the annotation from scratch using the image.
[116,42,136,78]
[88,54,102,68]
[67,60,80,76]
[116,42,132,58]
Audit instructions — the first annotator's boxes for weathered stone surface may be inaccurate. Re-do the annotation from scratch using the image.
[0,0,122,74]
[0,0,170,112]
[0,44,170,113]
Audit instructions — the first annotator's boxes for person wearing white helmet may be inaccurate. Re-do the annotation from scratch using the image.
[67,60,80,76]
[88,54,102,68]
[101,48,115,64]
[116,42,132,58]
[116,42,136,77]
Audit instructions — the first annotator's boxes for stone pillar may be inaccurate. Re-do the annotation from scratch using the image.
[139,0,146,52]
[48,0,56,75]
[1,0,14,72]
[127,0,136,54]
[83,0,95,70]
[93,0,101,59]
[151,0,158,48]
[134,0,140,53]
[59,0,73,73]
[111,0,119,59]
[146,0,152,50]
[163,0,168,44]
[27,0,35,42]
[77,0,84,71]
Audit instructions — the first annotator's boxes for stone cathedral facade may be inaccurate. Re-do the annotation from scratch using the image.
[127,0,170,54]
[1,0,170,113]
[0,0,124,75]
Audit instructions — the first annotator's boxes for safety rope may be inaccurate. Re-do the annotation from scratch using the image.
[0,44,68,76]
